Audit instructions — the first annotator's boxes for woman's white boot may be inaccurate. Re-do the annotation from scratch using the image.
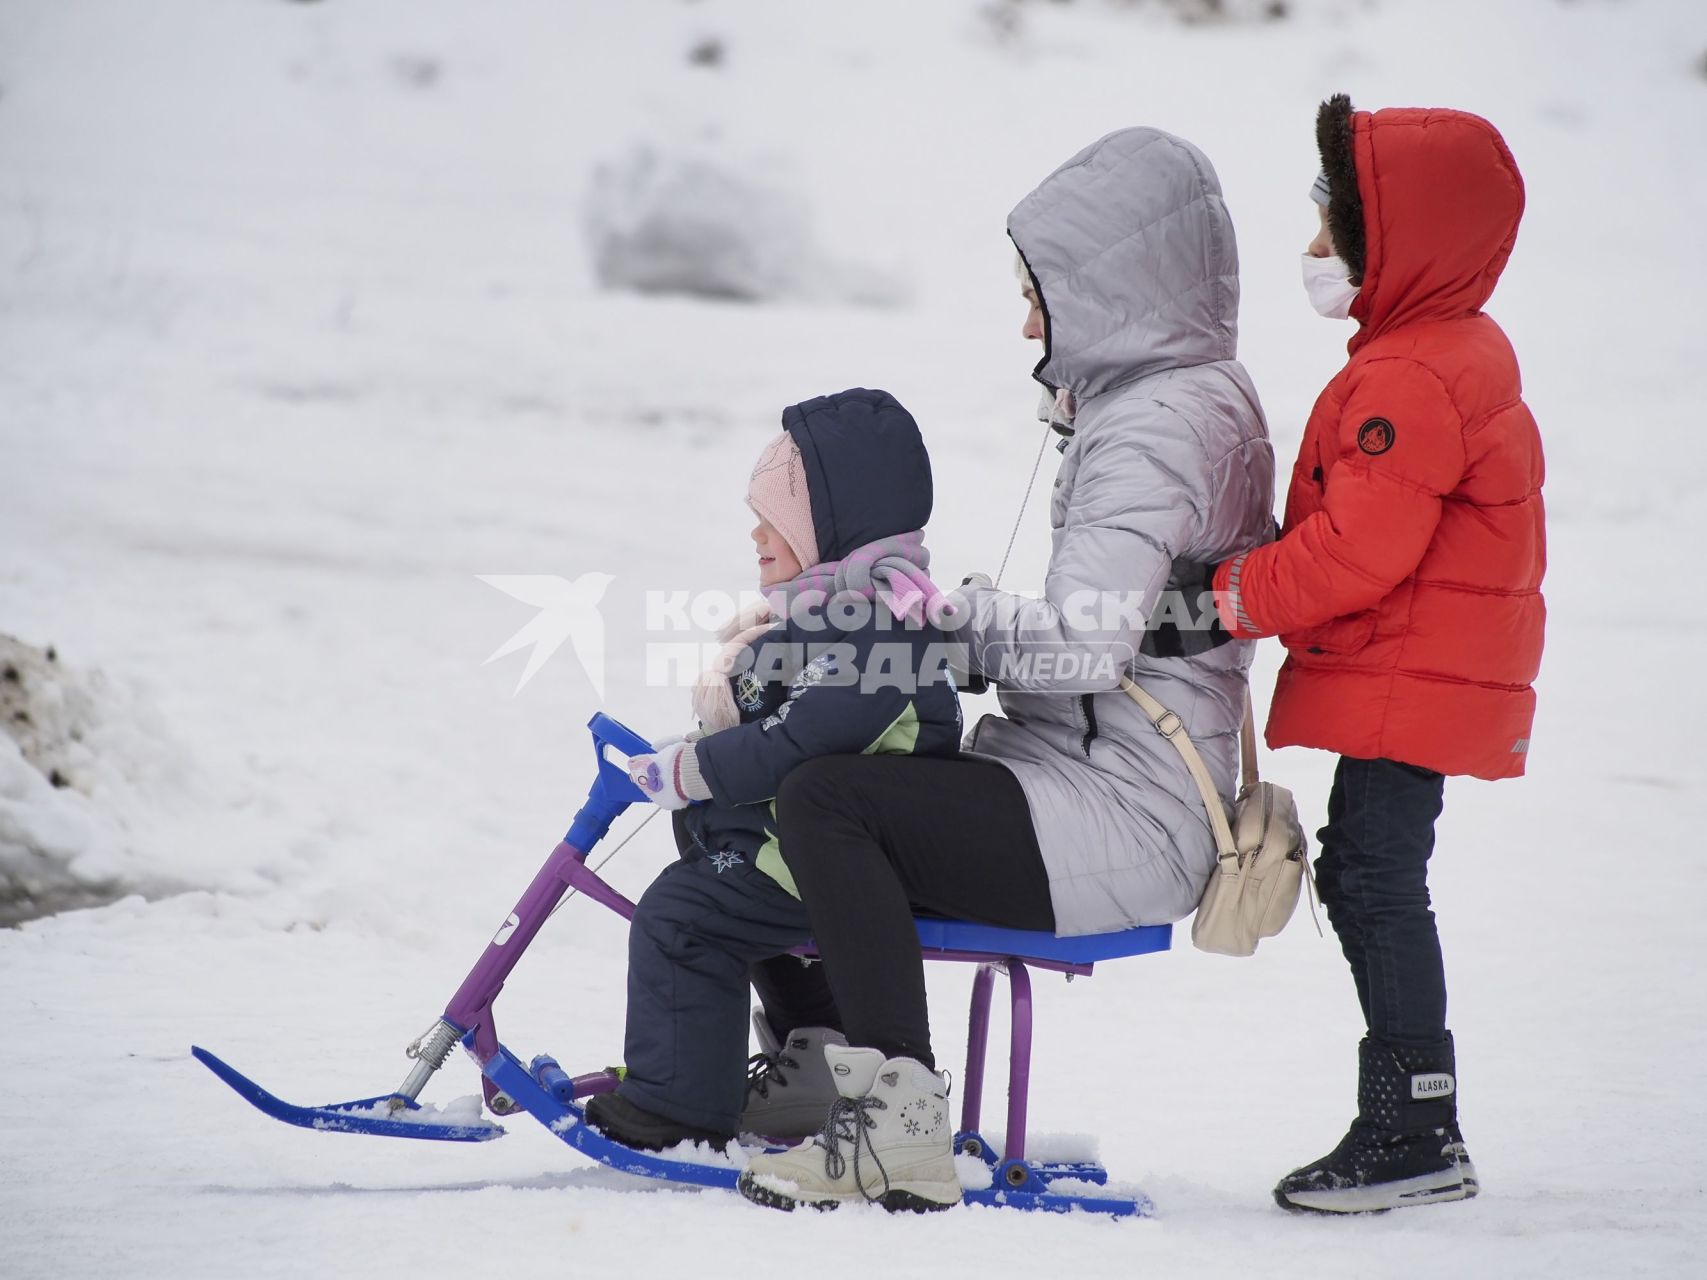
[737,1044,961,1213]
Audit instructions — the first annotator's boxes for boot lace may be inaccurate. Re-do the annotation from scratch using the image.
[745,1047,799,1102]
[819,1094,890,1202]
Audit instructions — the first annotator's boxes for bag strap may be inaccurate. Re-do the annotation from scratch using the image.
[1240,690,1259,791]
[1118,676,1240,861]
[1122,677,1325,934]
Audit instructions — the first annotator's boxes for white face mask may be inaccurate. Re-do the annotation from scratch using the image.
[1036,385,1075,428]
[1301,253,1359,319]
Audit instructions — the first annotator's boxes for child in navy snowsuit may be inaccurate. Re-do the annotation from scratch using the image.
[582,388,962,1152]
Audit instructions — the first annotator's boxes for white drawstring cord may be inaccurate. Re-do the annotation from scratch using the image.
[994,422,1056,589]
[549,806,662,919]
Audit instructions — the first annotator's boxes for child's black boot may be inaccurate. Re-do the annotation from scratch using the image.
[1275,1033,1478,1214]
[582,1091,732,1153]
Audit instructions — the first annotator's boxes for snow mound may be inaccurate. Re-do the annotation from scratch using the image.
[0,636,187,925]
[583,145,909,307]
[954,1153,996,1190]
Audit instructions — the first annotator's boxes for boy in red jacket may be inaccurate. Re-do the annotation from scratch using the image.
[1213,95,1545,1214]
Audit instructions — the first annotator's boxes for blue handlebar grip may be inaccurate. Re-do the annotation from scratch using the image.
[565,713,657,851]
[588,712,654,809]
[588,712,655,760]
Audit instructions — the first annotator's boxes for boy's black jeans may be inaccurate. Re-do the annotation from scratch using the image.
[1313,756,1449,1046]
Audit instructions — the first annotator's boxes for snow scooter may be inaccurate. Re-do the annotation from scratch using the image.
[193,712,1171,1215]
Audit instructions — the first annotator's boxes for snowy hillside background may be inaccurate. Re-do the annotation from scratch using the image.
[3,0,1704,1275]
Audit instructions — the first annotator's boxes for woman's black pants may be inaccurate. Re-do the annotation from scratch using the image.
[763,753,1055,1068]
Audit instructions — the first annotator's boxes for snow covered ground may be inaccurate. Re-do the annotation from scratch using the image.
[2,0,1704,1275]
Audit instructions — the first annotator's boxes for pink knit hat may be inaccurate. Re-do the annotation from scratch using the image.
[746,431,820,570]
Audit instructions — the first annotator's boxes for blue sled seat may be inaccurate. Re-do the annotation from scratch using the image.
[914,917,1171,971]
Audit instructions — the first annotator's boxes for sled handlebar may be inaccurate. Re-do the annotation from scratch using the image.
[564,713,657,851]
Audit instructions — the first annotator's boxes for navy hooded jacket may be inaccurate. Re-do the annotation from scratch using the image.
[684,389,962,894]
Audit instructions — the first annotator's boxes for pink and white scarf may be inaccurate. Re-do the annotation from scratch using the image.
[691,530,943,733]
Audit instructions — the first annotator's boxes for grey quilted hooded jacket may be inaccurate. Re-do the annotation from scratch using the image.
[962,128,1276,936]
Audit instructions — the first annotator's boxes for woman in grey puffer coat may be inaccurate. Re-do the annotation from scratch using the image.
[737,128,1275,1212]
[963,126,1277,935]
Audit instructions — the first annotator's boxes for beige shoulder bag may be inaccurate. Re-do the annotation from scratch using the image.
[1119,676,1311,957]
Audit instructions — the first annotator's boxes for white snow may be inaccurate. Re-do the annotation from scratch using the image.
[986,1130,1102,1165]
[337,1093,489,1127]
[3,0,1705,1277]
[954,1153,997,1191]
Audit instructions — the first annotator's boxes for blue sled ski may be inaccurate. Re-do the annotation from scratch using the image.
[191,1046,506,1143]
[484,1044,1148,1215]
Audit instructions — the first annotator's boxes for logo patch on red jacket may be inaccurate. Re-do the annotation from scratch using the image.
[1357,418,1396,455]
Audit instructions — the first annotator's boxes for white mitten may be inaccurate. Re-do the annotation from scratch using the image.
[627,740,712,810]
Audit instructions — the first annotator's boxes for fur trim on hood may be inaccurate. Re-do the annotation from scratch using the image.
[1316,93,1366,284]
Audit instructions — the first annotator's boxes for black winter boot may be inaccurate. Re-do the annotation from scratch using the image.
[1275,1033,1478,1214]
[582,1091,732,1153]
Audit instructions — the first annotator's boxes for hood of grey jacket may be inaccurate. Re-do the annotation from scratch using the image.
[1009,128,1240,401]
[965,128,1275,936]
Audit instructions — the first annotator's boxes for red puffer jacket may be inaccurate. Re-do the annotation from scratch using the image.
[1214,105,1546,780]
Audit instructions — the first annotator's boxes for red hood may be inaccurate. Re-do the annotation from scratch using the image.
[1348,107,1525,352]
